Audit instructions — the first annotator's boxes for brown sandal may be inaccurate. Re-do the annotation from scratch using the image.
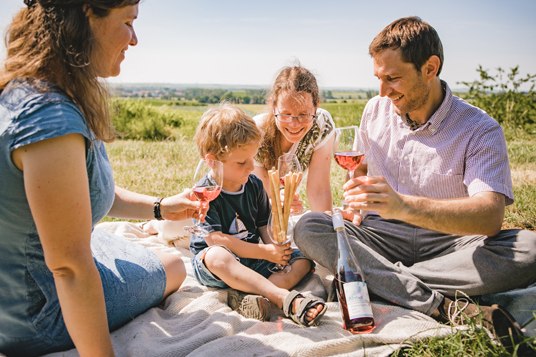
[282,290,327,327]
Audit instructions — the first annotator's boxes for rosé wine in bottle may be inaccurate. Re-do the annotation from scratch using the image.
[332,208,375,334]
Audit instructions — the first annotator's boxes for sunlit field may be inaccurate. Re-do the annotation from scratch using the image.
[105,100,535,355]
[107,102,536,230]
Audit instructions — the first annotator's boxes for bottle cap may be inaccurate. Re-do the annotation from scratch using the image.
[332,209,345,230]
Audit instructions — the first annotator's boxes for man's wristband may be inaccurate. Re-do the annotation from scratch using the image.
[153,197,164,220]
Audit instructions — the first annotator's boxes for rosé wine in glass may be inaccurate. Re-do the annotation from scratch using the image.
[184,158,223,237]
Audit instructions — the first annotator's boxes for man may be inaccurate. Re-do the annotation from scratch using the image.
[294,16,535,352]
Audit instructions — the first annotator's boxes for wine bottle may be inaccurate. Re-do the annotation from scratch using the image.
[332,208,375,333]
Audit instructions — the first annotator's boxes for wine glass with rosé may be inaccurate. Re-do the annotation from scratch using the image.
[184,158,224,237]
[333,126,364,208]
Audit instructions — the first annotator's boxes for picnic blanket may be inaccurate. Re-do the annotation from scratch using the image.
[43,222,475,357]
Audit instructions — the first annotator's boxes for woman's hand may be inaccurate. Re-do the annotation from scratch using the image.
[160,189,208,221]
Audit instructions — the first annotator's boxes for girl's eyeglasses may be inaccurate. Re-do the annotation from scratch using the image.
[274,112,317,123]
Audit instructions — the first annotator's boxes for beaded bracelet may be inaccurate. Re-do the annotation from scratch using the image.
[153,197,164,220]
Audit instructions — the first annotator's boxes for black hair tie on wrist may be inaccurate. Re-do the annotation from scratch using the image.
[153,197,164,220]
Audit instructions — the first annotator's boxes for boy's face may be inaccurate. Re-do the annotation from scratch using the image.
[221,142,259,192]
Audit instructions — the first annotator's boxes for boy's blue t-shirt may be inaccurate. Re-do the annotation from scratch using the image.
[190,174,271,255]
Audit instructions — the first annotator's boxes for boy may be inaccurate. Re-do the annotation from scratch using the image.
[190,104,326,326]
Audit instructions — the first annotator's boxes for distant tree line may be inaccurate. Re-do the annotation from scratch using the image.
[184,89,267,104]
[112,85,376,104]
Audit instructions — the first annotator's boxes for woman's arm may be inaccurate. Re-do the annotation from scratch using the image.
[306,133,334,212]
[13,134,114,356]
[109,186,203,221]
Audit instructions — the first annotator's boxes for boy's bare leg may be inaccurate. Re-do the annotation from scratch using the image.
[204,246,323,320]
[268,259,312,290]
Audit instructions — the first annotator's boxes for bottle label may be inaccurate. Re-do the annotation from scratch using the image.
[343,281,373,319]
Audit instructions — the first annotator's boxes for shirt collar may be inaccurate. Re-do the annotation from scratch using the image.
[425,80,452,135]
[400,80,452,135]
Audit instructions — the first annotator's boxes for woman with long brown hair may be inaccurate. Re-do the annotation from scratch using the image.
[254,65,335,213]
[0,1,204,355]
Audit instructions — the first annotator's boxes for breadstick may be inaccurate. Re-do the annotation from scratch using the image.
[268,169,280,240]
[269,169,285,243]
[282,172,291,234]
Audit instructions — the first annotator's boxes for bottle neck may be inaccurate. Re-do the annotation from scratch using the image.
[336,228,350,261]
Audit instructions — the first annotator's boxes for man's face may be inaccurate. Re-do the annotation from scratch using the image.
[373,48,430,120]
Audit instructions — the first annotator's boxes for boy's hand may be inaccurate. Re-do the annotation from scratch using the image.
[262,242,292,266]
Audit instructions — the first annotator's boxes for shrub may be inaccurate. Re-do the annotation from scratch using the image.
[111,99,184,140]
[458,66,536,132]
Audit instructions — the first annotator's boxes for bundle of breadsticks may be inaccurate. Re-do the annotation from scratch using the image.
[267,168,303,244]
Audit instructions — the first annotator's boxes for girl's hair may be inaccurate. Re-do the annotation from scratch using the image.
[0,0,140,141]
[257,65,319,169]
[369,16,444,75]
[194,103,261,160]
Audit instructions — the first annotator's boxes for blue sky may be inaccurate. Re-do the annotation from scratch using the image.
[1,0,535,89]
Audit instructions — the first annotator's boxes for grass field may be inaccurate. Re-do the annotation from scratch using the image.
[108,103,536,230]
[106,102,535,355]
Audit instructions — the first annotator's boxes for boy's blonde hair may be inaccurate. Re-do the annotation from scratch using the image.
[194,103,261,160]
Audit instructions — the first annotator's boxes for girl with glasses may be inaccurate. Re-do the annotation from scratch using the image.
[254,65,335,213]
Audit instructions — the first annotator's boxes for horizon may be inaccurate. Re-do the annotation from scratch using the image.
[1,0,535,89]
[108,82,476,93]
[107,81,375,91]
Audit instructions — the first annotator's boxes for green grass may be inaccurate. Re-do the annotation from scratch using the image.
[106,140,198,197]
[393,328,516,357]
[105,102,535,355]
[108,102,536,230]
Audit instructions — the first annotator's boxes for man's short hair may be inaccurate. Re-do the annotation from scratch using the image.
[369,16,444,75]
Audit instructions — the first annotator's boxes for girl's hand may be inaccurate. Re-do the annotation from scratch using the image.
[280,190,304,215]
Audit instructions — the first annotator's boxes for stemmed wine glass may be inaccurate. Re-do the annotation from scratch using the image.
[267,212,293,273]
[184,158,224,237]
[333,126,364,208]
[267,153,303,273]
